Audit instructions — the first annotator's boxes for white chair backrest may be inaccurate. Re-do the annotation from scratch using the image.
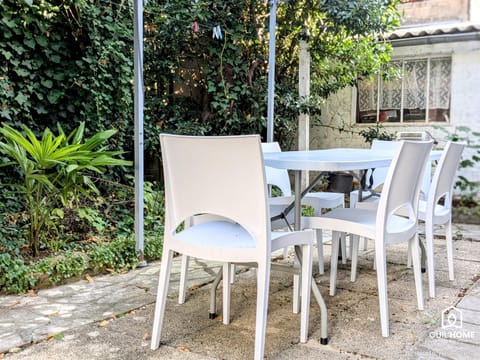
[370,139,432,197]
[376,140,433,241]
[428,141,465,211]
[261,142,292,196]
[368,140,401,189]
[160,134,270,246]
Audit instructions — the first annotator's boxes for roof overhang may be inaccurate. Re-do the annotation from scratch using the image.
[382,22,480,47]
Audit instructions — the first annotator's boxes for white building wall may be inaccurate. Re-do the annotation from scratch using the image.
[472,0,480,22]
[310,39,480,184]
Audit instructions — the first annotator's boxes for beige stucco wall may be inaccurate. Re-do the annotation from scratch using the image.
[400,0,470,25]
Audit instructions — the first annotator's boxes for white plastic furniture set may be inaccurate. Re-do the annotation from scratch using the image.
[150,134,463,358]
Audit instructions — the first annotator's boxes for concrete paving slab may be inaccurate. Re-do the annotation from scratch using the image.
[1,223,480,359]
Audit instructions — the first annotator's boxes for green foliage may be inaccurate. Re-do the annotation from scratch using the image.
[279,0,401,100]
[0,235,141,294]
[30,251,89,285]
[0,0,404,293]
[0,253,36,294]
[144,236,163,260]
[0,0,134,177]
[143,181,165,237]
[1,0,401,159]
[358,122,394,144]
[0,122,132,255]
[435,125,480,197]
[88,236,138,273]
[76,206,108,234]
[143,0,401,150]
[0,0,77,126]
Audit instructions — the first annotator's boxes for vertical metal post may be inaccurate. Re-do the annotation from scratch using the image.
[134,0,146,266]
[266,0,278,143]
[298,39,310,188]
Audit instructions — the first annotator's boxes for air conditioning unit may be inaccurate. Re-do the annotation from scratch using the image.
[396,131,433,141]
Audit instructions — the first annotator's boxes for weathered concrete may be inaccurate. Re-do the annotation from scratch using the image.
[1,223,479,359]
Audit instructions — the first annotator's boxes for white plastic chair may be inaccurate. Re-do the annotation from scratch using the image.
[302,140,433,337]
[418,141,465,298]
[349,140,401,254]
[262,142,346,273]
[178,142,344,307]
[350,139,433,254]
[151,134,314,360]
[350,140,401,209]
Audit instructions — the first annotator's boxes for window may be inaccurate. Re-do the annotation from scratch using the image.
[357,57,451,124]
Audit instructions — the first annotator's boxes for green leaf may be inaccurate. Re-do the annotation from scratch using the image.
[47,90,63,104]
[2,50,13,60]
[36,36,48,47]
[41,79,53,89]
[23,38,35,49]
[51,208,64,219]
[13,68,29,77]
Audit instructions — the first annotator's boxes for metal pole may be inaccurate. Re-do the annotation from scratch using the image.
[134,0,146,266]
[266,0,278,143]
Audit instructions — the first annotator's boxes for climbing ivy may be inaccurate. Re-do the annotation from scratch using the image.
[0,0,134,174]
[1,0,400,159]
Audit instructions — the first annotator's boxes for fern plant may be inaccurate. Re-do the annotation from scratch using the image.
[0,122,132,255]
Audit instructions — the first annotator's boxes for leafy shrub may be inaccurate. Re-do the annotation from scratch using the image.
[358,122,394,144]
[435,125,480,198]
[0,253,36,294]
[144,236,163,260]
[30,251,89,286]
[0,122,132,255]
[88,236,138,273]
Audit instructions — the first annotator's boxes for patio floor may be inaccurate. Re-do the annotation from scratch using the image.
[1,223,479,359]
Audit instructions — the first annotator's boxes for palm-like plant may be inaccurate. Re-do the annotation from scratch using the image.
[0,122,132,255]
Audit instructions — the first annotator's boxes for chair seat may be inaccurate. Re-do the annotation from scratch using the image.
[351,192,380,210]
[417,200,450,224]
[304,208,417,242]
[176,220,312,252]
[177,221,256,249]
[304,192,345,210]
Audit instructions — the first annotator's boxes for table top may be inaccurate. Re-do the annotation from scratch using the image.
[263,147,442,172]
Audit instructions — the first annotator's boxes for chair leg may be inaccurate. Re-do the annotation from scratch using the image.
[410,234,425,311]
[254,262,271,360]
[210,268,223,318]
[375,244,389,337]
[446,219,455,281]
[230,264,236,284]
[178,255,190,304]
[151,249,174,350]
[348,234,353,260]
[407,241,412,268]
[293,254,301,314]
[350,235,359,282]
[340,232,347,264]
[425,219,436,298]
[329,231,340,296]
[223,263,231,325]
[316,229,324,274]
[300,244,312,343]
